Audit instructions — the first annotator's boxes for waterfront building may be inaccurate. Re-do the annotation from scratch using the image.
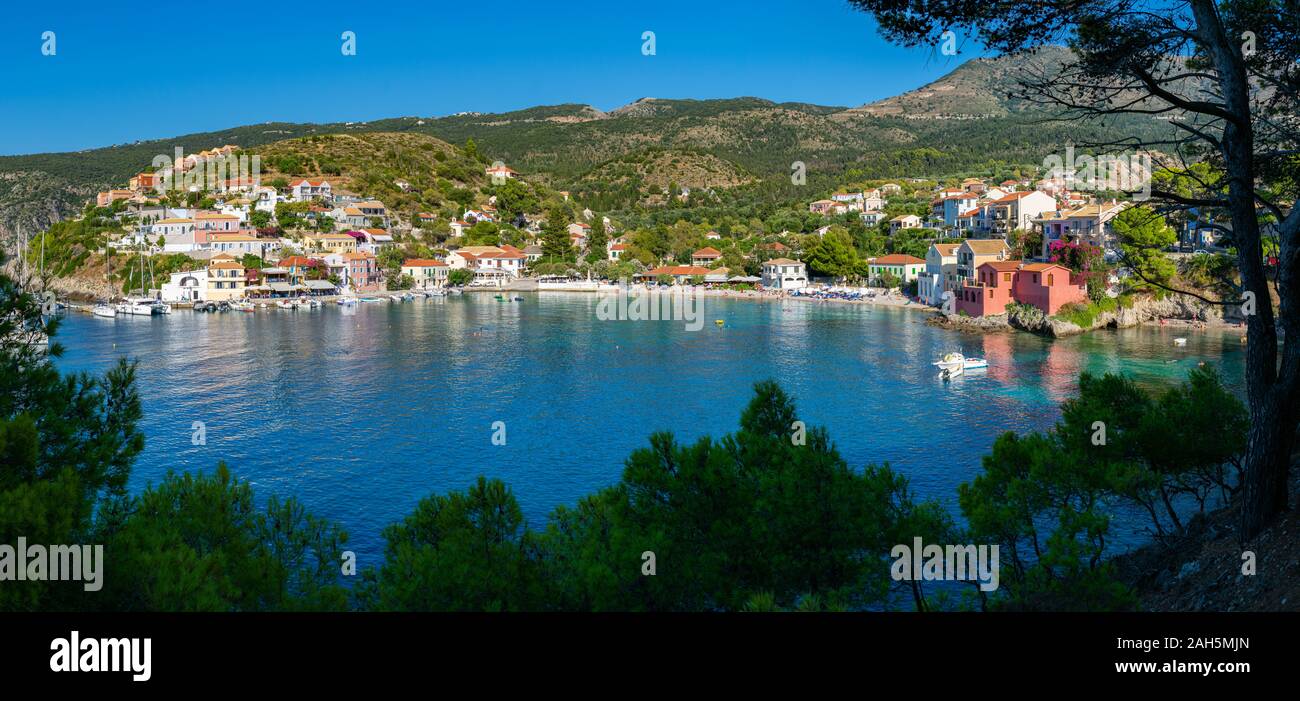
[918,243,961,306]
[955,261,1088,317]
[760,258,808,290]
[868,254,926,285]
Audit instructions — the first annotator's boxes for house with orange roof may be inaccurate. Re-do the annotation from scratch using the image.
[868,254,926,285]
[690,247,722,267]
[401,259,449,289]
[96,190,134,207]
[986,190,1056,235]
[194,211,242,232]
[954,260,1088,317]
[889,214,922,234]
[340,251,381,292]
[290,179,332,202]
[485,164,517,180]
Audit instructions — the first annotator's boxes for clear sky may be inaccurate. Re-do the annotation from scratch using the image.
[0,0,982,155]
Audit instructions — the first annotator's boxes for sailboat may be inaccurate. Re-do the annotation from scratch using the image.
[119,243,162,315]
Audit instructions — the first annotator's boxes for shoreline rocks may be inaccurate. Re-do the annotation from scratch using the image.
[927,293,1243,338]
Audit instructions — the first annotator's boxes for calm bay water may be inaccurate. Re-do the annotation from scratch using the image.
[53,294,1247,563]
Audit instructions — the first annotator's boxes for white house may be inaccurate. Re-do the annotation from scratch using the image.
[160,269,209,303]
[152,218,195,240]
[290,179,332,201]
[918,243,961,306]
[761,258,808,290]
[987,190,1057,236]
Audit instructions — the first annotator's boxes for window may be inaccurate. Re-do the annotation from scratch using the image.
[1003,272,1011,282]
[1047,273,1054,286]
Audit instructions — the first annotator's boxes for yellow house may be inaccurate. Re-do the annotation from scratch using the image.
[401,259,449,288]
[303,232,357,254]
[206,255,246,301]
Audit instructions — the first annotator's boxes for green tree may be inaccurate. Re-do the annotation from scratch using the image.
[585,217,609,263]
[103,464,350,611]
[803,228,865,281]
[447,268,474,286]
[540,206,573,261]
[1113,206,1177,286]
[362,476,542,611]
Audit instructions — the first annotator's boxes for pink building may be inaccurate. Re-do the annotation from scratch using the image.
[342,252,381,292]
[955,261,1088,317]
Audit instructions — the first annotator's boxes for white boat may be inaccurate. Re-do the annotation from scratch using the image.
[92,304,117,318]
[119,297,161,316]
[277,300,298,310]
[933,352,987,371]
[1174,337,1188,346]
[230,300,254,312]
[940,364,964,381]
[336,297,358,306]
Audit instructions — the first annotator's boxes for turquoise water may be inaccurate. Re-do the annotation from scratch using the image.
[53,294,1247,564]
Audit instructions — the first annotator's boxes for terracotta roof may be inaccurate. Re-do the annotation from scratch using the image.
[764,258,802,266]
[962,239,1010,255]
[692,247,722,258]
[644,265,714,276]
[1020,262,1066,272]
[981,260,1024,272]
[871,254,925,265]
[992,191,1041,203]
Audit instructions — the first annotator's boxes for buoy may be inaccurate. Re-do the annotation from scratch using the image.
[715,319,725,326]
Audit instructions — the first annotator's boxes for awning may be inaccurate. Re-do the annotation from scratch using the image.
[305,280,336,290]
[246,284,271,291]
[268,282,294,292]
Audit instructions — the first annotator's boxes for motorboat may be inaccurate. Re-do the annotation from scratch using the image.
[230,300,255,312]
[277,299,298,310]
[940,364,964,381]
[933,352,987,371]
[336,297,358,306]
[119,297,162,316]
[1174,337,1188,346]
[92,303,118,318]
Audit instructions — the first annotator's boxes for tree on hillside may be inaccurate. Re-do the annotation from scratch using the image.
[847,0,1300,537]
[585,217,609,263]
[804,228,866,281]
[1113,206,1178,286]
[494,179,538,220]
[540,206,574,261]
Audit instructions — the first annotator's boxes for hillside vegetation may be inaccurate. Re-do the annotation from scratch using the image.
[0,49,1178,244]
[251,132,487,215]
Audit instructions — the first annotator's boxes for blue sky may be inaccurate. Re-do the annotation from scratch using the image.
[0,0,982,155]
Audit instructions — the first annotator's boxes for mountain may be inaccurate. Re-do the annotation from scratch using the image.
[0,48,1175,244]
[848,45,1078,118]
